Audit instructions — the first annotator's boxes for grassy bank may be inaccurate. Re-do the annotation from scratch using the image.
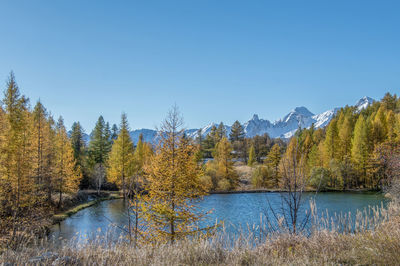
[52,192,122,223]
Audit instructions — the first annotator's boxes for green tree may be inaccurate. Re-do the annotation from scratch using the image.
[88,116,112,168]
[229,120,245,142]
[70,122,88,188]
[111,123,119,141]
[216,122,226,140]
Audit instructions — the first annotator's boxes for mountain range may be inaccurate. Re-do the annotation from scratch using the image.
[79,96,375,144]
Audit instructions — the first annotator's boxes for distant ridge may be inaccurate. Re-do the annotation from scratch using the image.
[77,96,375,144]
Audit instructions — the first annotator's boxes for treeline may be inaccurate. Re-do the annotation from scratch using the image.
[0,73,81,233]
[251,93,400,190]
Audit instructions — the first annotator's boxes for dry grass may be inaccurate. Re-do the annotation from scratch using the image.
[1,202,399,265]
[234,163,255,190]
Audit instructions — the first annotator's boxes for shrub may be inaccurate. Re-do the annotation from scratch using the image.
[199,175,213,191]
[251,165,272,188]
[310,167,331,190]
[217,178,231,191]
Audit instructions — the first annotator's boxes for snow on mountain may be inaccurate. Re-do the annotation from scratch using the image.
[130,129,158,144]
[312,108,341,128]
[78,96,375,144]
[193,96,374,140]
[355,96,375,112]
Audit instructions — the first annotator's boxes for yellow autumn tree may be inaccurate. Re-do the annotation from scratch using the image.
[1,73,35,215]
[107,113,135,198]
[54,116,81,207]
[141,106,209,243]
[133,133,153,174]
[265,143,282,186]
[213,137,238,190]
[32,100,57,205]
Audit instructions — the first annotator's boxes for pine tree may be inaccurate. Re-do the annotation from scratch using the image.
[107,113,135,197]
[216,122,226,140]
[142,106,209,243]
[381,92,397,111]
[88,116,112,168]
[70,122,87,188]
[229,120,245,142]
[248,144,256,166]
[54,117,81,207]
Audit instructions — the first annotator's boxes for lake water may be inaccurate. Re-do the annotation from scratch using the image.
[50,192,387,243]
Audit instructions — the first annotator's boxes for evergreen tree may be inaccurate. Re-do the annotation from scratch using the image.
[70,122,86,166]
[70,122,88,188]
[381,92,397,111]
[229,120,245,142]
[88,116,112,186]
[111,123,119,140]
[216,122,226,140]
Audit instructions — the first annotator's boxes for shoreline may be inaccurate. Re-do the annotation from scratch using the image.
[52,192,122,224]
[209,188,382,194]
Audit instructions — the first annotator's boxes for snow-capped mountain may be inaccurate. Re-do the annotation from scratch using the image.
[78,96,375,144]
[355,96,375,112]
[187,96,375,140]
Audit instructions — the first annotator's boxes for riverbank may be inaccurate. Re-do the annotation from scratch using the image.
[52,191,122,223]
[210,188,382,194]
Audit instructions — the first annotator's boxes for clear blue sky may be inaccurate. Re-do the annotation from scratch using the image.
[0,0,399,132]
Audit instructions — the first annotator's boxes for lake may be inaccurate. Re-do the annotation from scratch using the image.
[50,192,387,243]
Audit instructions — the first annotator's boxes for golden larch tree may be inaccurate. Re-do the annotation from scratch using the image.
[54,116,81,207]
[142,106,209,243]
